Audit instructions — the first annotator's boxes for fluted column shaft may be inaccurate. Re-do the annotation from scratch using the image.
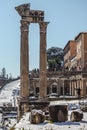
[20,20,29,98]
[39,22,49,98]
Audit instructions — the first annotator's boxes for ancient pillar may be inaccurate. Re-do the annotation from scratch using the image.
[20,20,29,98]
[39,22,49,98]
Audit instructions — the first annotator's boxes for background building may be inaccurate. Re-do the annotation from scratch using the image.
[63,32,87,98]
[63,40,76,71]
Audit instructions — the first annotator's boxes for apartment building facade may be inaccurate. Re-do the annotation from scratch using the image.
[63,40,76,71]
[63,32,87,97]
[75,32,87,71]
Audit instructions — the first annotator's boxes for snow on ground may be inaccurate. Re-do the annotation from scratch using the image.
[15,111,87,130]
[1,80,87,130]
[0,80,20,106]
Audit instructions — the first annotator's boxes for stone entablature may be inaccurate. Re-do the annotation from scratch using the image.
[15,4,44,23]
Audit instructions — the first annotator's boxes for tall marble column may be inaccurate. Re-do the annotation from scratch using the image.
[20,20,29,98]
[39,22,49,98]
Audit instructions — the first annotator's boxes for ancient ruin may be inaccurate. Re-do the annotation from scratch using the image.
[15,3,49,117]
[15,4,49,99]
[15,3,87,120]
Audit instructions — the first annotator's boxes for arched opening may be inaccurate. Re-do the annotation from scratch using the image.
[35,87,39,97]
[51,82,57,93]
[48,82,59,97]
[52,85,57,93]
[64,81,70,95]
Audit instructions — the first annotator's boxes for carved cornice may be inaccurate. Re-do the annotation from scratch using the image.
[15,3,30,17]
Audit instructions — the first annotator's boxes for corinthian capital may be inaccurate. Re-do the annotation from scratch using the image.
[20,20,29,32]
[39,22,49,33]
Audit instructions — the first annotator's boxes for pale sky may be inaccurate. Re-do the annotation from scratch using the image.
[0,0,87,78]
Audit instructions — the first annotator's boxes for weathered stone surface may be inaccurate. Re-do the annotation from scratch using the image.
[58,110,65,122]
[20,20,29,98]
[30,109,45,124]
[49,105,68,122]
[39,22,49,98]
[70,110,83,122]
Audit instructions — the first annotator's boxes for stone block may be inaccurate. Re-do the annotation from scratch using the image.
[49,104,68,122]
[30,109,45,124]
[70,110,83,122]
